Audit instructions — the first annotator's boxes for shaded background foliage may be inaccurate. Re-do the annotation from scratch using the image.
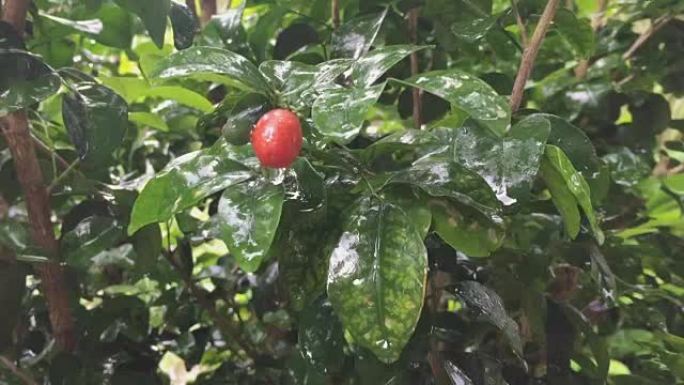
[1,0,684,384]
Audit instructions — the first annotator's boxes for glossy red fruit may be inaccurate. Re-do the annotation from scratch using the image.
[251,108,303,168]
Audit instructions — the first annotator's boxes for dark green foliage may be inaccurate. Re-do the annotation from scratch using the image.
[1,1,683,384]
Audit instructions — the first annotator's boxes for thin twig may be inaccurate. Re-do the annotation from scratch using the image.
[162,250,259,361]
[0,356,39,385]
[331,0,340,29]
[510,0,528,48]
[575,0,608,79]
[408,7,422,130]
[622,13,673,60]
[31,135,70,170]
[509,0,561,112]
[47,158,80,193]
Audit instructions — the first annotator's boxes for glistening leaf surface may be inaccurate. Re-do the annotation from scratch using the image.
[452,115,551,205]
[217,178,283,273]
[327,196,427,363]
[128,139,252,234]
[148,46,270,94]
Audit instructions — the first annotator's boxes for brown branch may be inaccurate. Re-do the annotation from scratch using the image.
[2,0,77,353]
[163,251,259,360]
[0,356,38,385]
[509,0,561,112]
[331,0,340,28]
[622,14,673,60]
[408,7,422,129]
[200,0,216,25]
[575,0,608,79]
[511,0,528,48]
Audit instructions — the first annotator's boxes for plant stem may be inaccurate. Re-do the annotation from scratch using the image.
[47,158,80,193]
[0,0,77,350]
[510,0,528,47]
[408,7,422,130]
[0,356,38,385]
[200,0,216,25]
[509,0,561,112]
[332,0,340,28]
[162,250,259,361]
[622,13,672,60]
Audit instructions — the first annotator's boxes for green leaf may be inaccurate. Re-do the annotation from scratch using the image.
[61,216,125,270]
[62,82,128,166]
[544,145,604,243]
[351,45,429,87]
[540,155,581,239]
[312,83,385,142]
[129,111,169,131]
[39,12,104,34]
[259,59,353,112]
[331,10,387,59]
[169,2,198,50]
[92,3,134,49]
[553,9,595,58]
[452,115,551,205]
[217,178,283,273]
[116,0,171,48]
[0,49,61,114]
[148,46,270,94]
[381,188,432,239]
[327,196,427,363]
[250,5,287,62]
[100,77,213,112]
[451,14,498,42]
[390,156,501,222]
[431,199,503,257]
[128,139,253,234]
[200,3,245,51]
[298,297,345,374]
[453,281,523,356]
[393,70,510,134]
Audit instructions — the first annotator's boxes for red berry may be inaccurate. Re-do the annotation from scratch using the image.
[251,108,303,168]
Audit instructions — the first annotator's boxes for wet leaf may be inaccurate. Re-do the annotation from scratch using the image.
[544,145,603,243]
[298,297,345,374]
[431,198,503,257]
[39,12,104,34]
[0,49,61,114]
[217,177,284,273]
[331,10,387,59]
[390,156,501,222]
[148,46,271,94]
[451,15,498,42]
[62,82,128,166]
[351,45,429,87]
[169,2,198,50]
[553,9,595,58]
[444,361,474,385]
[259,59,353,111]
[452,115,551,205]
[453,281,523,356]
[129,111,169,131]
[312,83,385,142]
[116,0,171,48]
[91,3,134,49]
[393,70,510,134]
[540,155,581,239]
[128,139,253,234]
[61,216,125,270]
[327,196,427,363]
